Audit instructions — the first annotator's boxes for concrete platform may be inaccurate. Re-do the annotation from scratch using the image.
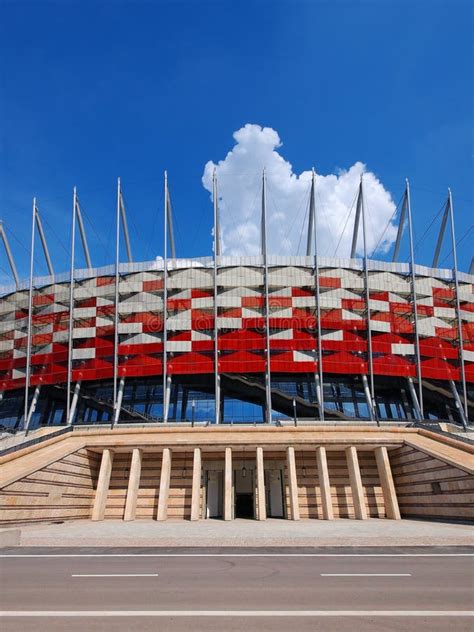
[4,518,474,548]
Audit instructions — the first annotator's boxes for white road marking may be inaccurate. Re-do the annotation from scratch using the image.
[1,553,472,558]
[0,610,472,617]
[71,574,159,578]
[320,573,412,577]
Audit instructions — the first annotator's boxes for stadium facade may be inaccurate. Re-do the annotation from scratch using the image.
[0,172,473,526]
[0,172,472,431]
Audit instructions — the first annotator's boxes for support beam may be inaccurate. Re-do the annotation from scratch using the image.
[157,448,172,521]
[350,183,363,259]
[407,377,422,421]
[112,178,121,427]
[124,448,142,521]
[23,198,36,431]
[213,169,221,424]
[449,380,468,430]
[0,222,19,287]
[24,384,41,433]
[375,446,400,520]
[359,177,376,423]
[163,172,169,423]
[224,447,233,521]
[286,446,300,521]
[406,180,424,419]
[261,169,272,424]
[391,192,408,262]
[311,169,325,421]
[163,375,172,423]
[75,198,92,269]
[66,187,77,426]
[256,446,266,520]
[91,449,114,521]
[35,210,54,277]
[346,446,367,520]
[432,202,449,269]
[190,447,202,521]
[361,374,374,422]
[67,381,81,425]
[166,187,176,260]
[316,446,333,520]
[119,183,133,263]
[448,190,468,423]
[113,376,125,426]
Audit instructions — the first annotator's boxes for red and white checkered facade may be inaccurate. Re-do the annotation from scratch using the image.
[0,256,472,391]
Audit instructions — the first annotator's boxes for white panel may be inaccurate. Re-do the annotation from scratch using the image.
[72,348,96,360]
[434,307,455,319]
[293,350,316,362]
[73,327,96,338]
[73,307,96,319]
[391,343,414,355]
[370,320,391,333]
[216,317,242,329]
[270,329,292,340]
[292,297,316,308]
[167,341,192,352]
[118,323,142,334]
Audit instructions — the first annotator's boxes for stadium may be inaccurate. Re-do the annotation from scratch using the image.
[0,173,472,525]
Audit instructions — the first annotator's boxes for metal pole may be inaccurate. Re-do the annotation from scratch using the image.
[392,193,408,262]
[75,199,92,269]
[213,169,221,424]
[448,189,468,421]
[311,169,325,421]
[350,189,363,259]
[23,198,36,431]
[449,379,468,430]
[432,203,449,268]
[292,397,297,426]
[34,211,54,277]
[166,188,177,260]
[306,179,315,257]
[68,381,81,425]
[192,399,195,427]
[163,171,169,422]
[66,187,77,425]
[360,177,376,423]
[262,169,272,424]
[407,376,422,421]
[406,179,424,419]
[25,384,41,430]
[112,178,121,428]
[0,222,20,287]
[119,186,133,263]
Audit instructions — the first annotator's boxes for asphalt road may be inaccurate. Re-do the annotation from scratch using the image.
[1,546,473,631]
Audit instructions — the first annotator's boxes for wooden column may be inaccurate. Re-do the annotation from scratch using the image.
[190,447,202,521]
[375,446,401,520]
[256,446,266,520]
[224,447,232,521]
[316,446,333,520]
[124,448,142,521]
[286,446,300,520]
[157,448,172,521]
[91,448,114,521]
[346,446,367,520]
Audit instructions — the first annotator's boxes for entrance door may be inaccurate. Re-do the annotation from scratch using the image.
[205,471,223,518]
[266,469,284,518]
[234,468,254,519]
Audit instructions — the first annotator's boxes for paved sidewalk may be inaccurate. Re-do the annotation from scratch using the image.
[4,518,473,548]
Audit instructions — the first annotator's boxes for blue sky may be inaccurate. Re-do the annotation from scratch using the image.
[0,0,472,281]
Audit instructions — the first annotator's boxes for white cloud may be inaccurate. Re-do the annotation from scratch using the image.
[202,124,397,257]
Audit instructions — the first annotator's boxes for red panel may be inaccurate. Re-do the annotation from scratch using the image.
[143,279,163,291]
[319,277,341,288]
